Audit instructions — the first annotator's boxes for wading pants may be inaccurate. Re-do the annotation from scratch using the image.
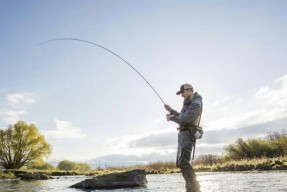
[176,130,201,192]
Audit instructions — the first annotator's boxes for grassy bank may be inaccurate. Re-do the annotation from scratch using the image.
[194,156,287,172]
[103,161,181,175]
[92,157,287,174]
[0,171,16,179]
[80,161,179,176]
[0,169,89,179]
[1,157,286,179]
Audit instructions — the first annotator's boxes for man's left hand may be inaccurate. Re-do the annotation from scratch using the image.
[164,104,172,112]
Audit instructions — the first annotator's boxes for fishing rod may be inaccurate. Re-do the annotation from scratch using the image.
[38,38,165,105]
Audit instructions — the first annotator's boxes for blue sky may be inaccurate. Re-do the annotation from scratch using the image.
[1,0,287,164]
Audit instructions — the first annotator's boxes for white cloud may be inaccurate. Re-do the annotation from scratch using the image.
[254,74,287,119]
[1,110,27,124]
[106,117,176,151]
[0,92,35,125]
[45,119,86,139]
[105,128,177,157]
[205,74,287,131]
[6,93,35,106]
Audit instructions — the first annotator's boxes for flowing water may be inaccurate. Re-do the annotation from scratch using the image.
[0,171,286,192]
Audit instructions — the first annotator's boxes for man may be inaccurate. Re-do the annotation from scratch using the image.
[164,83,202,192]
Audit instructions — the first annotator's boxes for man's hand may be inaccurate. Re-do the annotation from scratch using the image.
[166,114,173,121]
[164,104,172,112]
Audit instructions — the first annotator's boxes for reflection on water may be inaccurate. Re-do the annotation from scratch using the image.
[0,171,286,192]
[199,171,287,192]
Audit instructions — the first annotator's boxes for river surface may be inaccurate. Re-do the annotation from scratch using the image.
[0,171,286,192]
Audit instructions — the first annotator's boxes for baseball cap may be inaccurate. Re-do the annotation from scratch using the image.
[176,84,193,95]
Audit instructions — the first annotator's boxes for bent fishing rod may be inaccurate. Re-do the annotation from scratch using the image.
[38,38,165,105]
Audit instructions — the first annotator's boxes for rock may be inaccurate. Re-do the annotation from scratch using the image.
[21,172,51,180]
[21,172,36,179]
[51,171,69,176]
[51,171,78,176]
[5,170,26,178]
[70,169,147,190]
[39,173,50,180]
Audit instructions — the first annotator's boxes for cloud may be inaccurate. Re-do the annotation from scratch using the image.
[205,74,287,131]
[202,117,287,145]
[105,117,287,160]
[106,117,286,154]
[6,93,35,107]
[253,74,287,120]
[0,93,35,125]
[106,129,177,151]
[128,131,176,148]
[45,119,86,139]
[1,110,27,125]
[196,74,287,154]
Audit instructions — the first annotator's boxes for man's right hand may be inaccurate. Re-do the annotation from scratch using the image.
[166,114,174,121]
[164,104,172,112]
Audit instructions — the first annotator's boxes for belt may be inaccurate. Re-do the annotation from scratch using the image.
[178,125,196,132]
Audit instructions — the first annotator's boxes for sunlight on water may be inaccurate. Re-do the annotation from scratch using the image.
[198,171,287,192]
[0,171,286,192]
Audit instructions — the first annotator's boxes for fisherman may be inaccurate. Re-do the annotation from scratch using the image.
[164,84,202,192]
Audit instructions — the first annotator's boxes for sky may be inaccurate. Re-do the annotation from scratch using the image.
[1,0,287,165]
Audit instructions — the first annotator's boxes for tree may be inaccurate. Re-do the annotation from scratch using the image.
[57,160,77,170]
[34,162,56,170]
[75,163,91,171]
[57,160,91,171]
[0,121,52,169]
[27,158,56,170]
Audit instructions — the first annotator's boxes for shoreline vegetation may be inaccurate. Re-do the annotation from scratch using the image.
[1,156,286,179]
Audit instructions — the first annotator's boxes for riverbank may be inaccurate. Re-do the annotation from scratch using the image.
[194,156,287,172]
[0,170,86,179]
[1,156,286,179]
[123,156,287,174]
[0,171,16,179]
[120,156,287,173]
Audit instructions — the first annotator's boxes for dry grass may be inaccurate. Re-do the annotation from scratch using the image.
[193,156,287,172]
[88,161,179,175]
[90,156,287,175]
[0,171,16,179]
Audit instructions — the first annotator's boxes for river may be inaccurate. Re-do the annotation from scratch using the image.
[0,171,286,192]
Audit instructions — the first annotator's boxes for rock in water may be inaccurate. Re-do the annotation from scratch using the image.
[21,172,51,180]
[70,169,147,189]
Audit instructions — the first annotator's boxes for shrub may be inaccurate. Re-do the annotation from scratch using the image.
[224,130,287,160]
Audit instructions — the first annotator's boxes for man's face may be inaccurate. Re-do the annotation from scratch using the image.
[181,89,191,99]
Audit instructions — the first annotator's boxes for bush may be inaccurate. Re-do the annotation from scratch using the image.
[194,154,221,166]
[255,162,272,170]
[224,130,287,160]
[57,160,91,171]
[57,160,77,170]
[75,163,91,172]
[34,162,55,170]
[0,171,15,179]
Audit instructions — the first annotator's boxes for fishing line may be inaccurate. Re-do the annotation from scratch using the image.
[38,38,165,104]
